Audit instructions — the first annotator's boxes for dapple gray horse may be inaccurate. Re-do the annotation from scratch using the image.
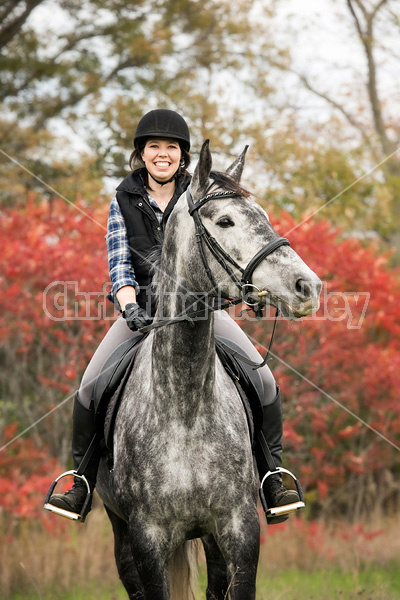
[96,141,321,599]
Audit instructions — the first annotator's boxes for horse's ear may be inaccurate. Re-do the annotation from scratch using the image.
[191,139,212,200]
[225,145,249,181]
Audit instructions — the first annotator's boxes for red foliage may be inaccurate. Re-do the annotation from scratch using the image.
[1,198,400,517]
[0,424,67,536]
[0,197,112,530]
[0,195,113,379]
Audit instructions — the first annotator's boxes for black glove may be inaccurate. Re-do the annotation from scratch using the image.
[123,303,153,331]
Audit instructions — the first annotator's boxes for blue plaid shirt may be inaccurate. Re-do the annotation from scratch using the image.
[106,193,163,304]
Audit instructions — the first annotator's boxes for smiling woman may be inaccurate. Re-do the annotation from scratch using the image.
[141,139,182,189]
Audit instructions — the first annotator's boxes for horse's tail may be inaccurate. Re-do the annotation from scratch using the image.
[169,540,199,600]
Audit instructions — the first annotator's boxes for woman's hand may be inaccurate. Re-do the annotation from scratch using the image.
[123,303,153,331]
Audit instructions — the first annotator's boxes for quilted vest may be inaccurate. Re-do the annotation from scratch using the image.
[115,168,191,314]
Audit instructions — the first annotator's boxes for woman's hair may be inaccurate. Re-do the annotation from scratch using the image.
[129,140,191,174]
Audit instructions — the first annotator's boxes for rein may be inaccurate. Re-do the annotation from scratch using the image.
[140,186,290,370]
[139,296,278,370]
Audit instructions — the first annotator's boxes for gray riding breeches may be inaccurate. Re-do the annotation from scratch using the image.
[79,311,277,409]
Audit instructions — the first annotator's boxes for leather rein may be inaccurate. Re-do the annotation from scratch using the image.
[140,187,291,369]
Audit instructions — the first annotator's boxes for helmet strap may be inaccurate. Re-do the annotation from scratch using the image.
[147,161,184,187]
[147,171,177,186]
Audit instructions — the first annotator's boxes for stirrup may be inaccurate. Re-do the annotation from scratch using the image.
[259,466,305,519]
[43,470,92,523]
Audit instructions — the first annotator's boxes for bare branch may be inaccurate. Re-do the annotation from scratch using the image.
[347,0,366,41]
[347,0,396,158]
[370,0,389,21]
[297,73,372,145]
[104,56,148,82]
[0,0,27,24]
[0,0,43,51]
[353,0,368,20]
[388,7,400,28]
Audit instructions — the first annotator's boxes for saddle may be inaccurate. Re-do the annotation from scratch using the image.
[91,333,265,453]
[86,331,305,523]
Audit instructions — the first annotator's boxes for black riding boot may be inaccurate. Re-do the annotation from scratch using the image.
[257,388,300,524]
[48,392,101,518]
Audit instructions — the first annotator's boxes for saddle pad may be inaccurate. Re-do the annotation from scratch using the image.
[91,333,147,416]
[215,334,264,434]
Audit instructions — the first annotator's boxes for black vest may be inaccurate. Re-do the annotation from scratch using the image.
[115,169,191,314]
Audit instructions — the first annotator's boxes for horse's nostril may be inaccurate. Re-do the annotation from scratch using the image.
[296,278,313,299]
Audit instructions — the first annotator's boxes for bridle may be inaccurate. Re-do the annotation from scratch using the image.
[186,187,290,314]
[140,186,291,369]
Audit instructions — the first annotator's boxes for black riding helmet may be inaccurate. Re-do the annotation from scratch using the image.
[134,109,191,152]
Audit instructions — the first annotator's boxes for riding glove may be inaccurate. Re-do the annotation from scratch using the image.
[123,303,153,331]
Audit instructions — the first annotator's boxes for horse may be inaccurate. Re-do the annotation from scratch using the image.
[96,140,321,599]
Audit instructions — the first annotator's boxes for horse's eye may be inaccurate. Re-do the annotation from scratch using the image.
[216,216,234,228]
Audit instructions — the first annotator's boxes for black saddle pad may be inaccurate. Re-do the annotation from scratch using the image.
[215,335,264,438]
[91,333,147,417]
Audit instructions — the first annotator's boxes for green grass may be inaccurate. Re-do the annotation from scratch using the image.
[9,566,400,600]
[10,585,127,600]
[254,566,400,599]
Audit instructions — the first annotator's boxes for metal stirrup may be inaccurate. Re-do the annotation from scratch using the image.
[43,471,92,522]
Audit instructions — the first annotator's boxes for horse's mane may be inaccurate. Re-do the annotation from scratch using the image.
[148,244,163,303]
[208,170,252,199]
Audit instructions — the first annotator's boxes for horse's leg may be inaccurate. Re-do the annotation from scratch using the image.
[128,521,170,600]
[202,534,228,600]
[105,506,143,599]
[215,511,260,600]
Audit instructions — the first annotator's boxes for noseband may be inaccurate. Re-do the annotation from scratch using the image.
[186,187,290,312]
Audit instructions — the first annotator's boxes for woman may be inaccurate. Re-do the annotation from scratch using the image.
[48,109,299,523]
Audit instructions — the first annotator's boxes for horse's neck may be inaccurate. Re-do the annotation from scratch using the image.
[153,287,215,381]
[152,254,216,424]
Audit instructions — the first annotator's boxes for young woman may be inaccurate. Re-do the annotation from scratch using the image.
[47,109,299,522]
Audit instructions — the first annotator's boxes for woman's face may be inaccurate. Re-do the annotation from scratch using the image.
[141,138,182,183]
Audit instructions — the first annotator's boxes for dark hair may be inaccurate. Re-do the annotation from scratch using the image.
[129,141,191,174]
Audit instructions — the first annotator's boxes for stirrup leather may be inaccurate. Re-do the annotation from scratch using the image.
[259,466,305,519]
[43,470,92,522]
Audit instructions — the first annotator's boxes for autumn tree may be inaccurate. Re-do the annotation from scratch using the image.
[0,197,111,463]
[260,0,400,248]
[2,1,399,249]
[0,0,281,202]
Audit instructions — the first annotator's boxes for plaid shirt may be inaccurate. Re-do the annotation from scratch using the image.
[106,194,163,304]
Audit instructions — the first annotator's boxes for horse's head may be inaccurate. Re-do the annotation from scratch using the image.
[185,140,321,320]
